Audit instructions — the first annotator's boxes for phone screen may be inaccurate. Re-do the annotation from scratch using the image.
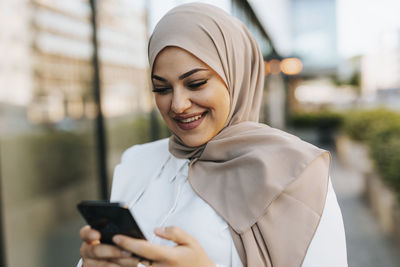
[77,201,147,244]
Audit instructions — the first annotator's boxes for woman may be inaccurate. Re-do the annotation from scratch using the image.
[78,3,347,267]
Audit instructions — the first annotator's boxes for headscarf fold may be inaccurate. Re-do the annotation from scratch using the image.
[148,3,330,267]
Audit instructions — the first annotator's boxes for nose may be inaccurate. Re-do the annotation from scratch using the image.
[171,89,191,114]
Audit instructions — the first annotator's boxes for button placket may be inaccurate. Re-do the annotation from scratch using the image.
[129,155,172,211]
[150,161,189,243]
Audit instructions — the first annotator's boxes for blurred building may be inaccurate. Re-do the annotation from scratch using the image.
[148,0,231,32]
[0,0,150,128]
[362,29,400,93]
[0,0,33,108]
[360,29,400,110]
[0,1,151,267]
[291,0,338,75]
[250,0,338,74]
[96,0,152,117]
[248,0,292,56]
[248,0,340,118]
[0,0,35,134]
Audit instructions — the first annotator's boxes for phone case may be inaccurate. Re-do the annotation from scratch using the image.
[77,200,147,244]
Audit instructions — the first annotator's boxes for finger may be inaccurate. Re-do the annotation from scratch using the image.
[154,226,195,246]
[80,225,101,243]
[112,257,157,267]
[82,258,120,267]
[80,241,131,260]
[113,235,172,262]
[110,256,140,266]
[138,259,154,267]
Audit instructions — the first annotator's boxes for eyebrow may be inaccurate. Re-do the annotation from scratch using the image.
[152,68,208,82]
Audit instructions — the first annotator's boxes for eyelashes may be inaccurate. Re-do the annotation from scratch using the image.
[152,80,208,93]
[188,80,208,88]
[152,88,170,93]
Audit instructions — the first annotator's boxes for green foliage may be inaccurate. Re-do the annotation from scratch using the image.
[349,71,361,87]
[291,108,400,201]
[331,69,361,88]
[2,113,172,203]
[369,121,400,198]
[342,108,400,142]
[343,108,400,201]
[288,110,344,130]
[106,114,151,152]
[2,130,96,202]
[106,112,170,152]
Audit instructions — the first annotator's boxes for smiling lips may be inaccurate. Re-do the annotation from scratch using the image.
[174,111,207,130]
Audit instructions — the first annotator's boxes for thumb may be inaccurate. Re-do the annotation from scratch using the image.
[154,226,195,246]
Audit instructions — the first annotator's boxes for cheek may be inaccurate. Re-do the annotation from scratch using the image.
[220,91,231,122]
[155,95,170,115]
[201,86,229,108]
[213,88,230,119]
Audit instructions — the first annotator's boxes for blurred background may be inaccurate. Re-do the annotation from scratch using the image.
[0,0,399,266]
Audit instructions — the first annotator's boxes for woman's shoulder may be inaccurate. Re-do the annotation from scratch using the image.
[302,177,348,267]
[227,122,324,152]
[110,138,170,202]
[120,138,170,164]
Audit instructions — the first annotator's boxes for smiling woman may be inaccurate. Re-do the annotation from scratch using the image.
[152,46,230,147]
[77,3,347,267]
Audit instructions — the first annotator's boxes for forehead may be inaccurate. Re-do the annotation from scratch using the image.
[152,46,209,74]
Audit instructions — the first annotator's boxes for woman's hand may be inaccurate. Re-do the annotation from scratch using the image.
[79,225,133,266]
[111,226,216,267]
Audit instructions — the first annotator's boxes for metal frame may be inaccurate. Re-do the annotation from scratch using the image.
[0,143,6,266]
[89,0,109,200]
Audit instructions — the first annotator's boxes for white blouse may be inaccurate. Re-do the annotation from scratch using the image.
[77,138,348,267]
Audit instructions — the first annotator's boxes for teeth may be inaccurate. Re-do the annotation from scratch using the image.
[180,114,203,123]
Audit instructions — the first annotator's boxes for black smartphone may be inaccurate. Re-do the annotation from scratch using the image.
[77,200,147,244]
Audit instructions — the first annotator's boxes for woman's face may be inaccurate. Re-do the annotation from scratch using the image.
[152,46,230,147]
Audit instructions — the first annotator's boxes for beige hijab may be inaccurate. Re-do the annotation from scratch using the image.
[148,3,331,267]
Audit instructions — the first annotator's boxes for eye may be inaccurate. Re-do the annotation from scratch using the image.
[188,80,208,89]
[152,87,172,94]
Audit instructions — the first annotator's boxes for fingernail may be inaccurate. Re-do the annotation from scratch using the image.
[90,232,99,240]
[89,240,100,245]
[121,250,131,257]
[113,236,121,244]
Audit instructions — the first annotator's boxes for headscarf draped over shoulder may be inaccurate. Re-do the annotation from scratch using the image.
[148,3,331,267]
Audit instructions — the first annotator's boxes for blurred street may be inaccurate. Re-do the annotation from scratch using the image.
[296,130,400,267]
[332,154,400,267]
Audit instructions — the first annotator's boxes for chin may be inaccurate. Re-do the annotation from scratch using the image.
[178,135,209,147]
[181,139,205,147]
